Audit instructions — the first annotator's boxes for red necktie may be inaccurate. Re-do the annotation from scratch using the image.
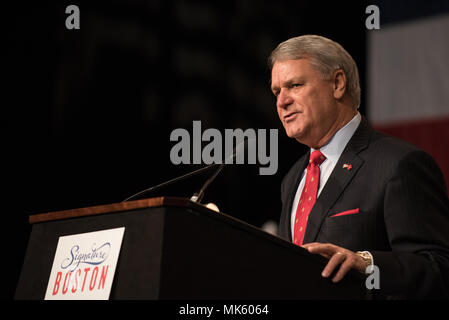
[293,150,326,246]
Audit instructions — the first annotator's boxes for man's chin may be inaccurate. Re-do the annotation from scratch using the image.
[285,129,307,145]
[285,128,303,140]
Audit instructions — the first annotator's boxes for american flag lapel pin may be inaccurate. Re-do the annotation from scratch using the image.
[343,163,352,170]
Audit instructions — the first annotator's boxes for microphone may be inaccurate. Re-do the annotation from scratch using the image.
[122,138,253,203]
[189,163,224,203]
[190,137,253,203]
[122,163,221,202]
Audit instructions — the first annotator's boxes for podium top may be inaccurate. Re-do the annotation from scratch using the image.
[29,197,206,224]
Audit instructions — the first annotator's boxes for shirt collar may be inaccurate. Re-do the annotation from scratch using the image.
[311,112,361,164]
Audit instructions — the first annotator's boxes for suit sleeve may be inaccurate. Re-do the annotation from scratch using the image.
[371,150,449,298]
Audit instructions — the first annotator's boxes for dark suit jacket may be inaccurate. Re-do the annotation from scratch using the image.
[279,117,449,299]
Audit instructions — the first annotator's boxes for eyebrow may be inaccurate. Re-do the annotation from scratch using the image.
[271,77,305,91]
[285,77,305,85]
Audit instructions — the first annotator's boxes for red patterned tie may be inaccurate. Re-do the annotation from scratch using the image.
[293,150,326,246]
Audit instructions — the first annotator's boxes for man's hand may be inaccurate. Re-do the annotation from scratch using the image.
[302,242,367,283]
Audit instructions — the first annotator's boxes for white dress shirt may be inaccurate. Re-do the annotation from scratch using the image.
[290,112,362,237]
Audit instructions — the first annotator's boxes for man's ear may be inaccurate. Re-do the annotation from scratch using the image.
[332,69,347,100]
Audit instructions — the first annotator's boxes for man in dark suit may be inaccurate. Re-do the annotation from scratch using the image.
[270,35,449,298]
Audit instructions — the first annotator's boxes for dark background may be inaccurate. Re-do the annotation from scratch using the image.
[4,0,370,300]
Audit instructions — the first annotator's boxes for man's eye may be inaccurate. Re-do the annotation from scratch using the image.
[292,83,303,88]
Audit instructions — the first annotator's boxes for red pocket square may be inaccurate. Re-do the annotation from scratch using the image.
[330,208,359,218]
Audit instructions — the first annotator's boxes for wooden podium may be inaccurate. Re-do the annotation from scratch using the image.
[15,197,368,299]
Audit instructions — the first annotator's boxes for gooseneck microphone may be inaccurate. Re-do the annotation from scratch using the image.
[122,163,221,202]
[189,163,225,203]
[122,138,252,203]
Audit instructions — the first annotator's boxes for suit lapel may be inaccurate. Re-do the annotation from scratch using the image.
[302,117,372,244]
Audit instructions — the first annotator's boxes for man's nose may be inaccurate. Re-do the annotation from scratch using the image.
[277,89,293,109]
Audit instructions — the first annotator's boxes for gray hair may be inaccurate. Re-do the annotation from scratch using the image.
[269,35,361,108]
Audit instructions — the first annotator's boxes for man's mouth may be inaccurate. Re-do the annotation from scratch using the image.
[284,112,299,122]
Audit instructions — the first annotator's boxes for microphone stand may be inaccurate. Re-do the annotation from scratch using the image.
[122,163,222,202]
[190,163,225,203]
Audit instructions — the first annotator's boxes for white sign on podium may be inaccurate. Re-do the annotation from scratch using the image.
[45,227,125,300]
